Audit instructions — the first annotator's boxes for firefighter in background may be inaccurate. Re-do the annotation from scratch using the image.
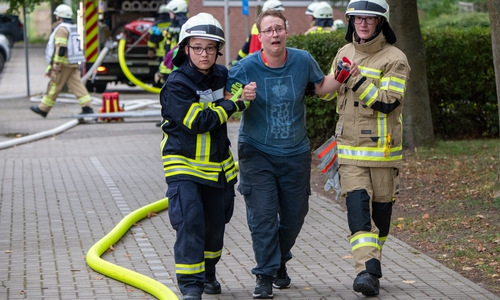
[305,1,321,30]
[230,0,284,66]
[305,1,335,34]
[327,0,410,296]
[159,12,256,300]
[147,4,172,62]
[154,0,188,84]
[30,4,93,118]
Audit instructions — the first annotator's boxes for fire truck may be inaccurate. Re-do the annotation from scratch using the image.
[78,0,164,93]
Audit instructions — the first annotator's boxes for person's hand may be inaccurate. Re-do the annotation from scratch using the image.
[242,82,257,101]
[45,65,52,77]
[348,60,360,77]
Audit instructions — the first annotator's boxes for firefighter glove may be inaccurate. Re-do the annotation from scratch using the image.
[229,82,249,111]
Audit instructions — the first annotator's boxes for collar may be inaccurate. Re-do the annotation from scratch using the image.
[179,61,223,83]
[353,32,386,54]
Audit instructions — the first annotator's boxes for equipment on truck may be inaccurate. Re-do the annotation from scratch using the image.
[79,0,166,93]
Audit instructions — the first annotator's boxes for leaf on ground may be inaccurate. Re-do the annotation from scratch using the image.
[147,211,158,218]
[422,214,429,219]
[402,280,416,284]
[5,250,13,253]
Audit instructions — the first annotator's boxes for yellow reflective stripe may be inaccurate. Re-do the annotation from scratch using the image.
[222,155,238,182]
[338,145,402,162]
[379,236,387,248]
[380,76,405,93]
[237,49,248,59]
[53,55,68,63]
[184,103,203,129]
[376,112,388,148]
[41,94,56,107]
[350,233,381,252]
[204,250,222,260]
[164,166,220,181]
[55,37,68,45]
[359,66,381,79]
[196,132,210,162]
[359,83,378,106]
[176,262,204,275]
[211,104,228,125]
[162,155,221,170]
[321,91,337,101]
[78,94,92,104]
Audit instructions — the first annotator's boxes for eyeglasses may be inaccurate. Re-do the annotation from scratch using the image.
[353,16,378,25]
[260,27,286,37]
[188,45,217,55]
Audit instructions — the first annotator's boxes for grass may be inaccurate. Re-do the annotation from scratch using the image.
[392,139,500,296]
[311,139,500,296]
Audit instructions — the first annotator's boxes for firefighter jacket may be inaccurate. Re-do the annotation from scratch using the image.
[160,60,240,188]
[305,26,335,35]
[45,21,85,67]
[234,23,260,62]
[326,32,410,170]
[147,15,171,57]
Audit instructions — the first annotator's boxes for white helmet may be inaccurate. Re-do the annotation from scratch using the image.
[262,0,285,12]
[166,0,188,14]
[53,4,73,19]
[305,2,320,16]
[313,2,333,19]
[178,13,225,50]
[333,19,346,30]
[158,4,170,14]
[345,0,390,22]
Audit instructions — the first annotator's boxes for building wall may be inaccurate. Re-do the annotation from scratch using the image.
[188,0,345,64]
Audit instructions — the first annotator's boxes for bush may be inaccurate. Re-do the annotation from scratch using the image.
[287,26,496,145]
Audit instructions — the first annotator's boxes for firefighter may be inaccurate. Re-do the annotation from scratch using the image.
[30,4,93,118]
[230,0,284,66]
[159,12,256,300]
[154,0,188,84]
[305,1,321,30]
[305,1,335,34]
[147,4,172,61]
[327,0,410,296]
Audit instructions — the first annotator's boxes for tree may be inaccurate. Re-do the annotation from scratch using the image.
[388,0,435,148]
[487,0,500,186]
[2,0,47,14]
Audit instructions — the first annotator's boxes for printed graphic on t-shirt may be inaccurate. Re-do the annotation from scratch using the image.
[266,75,295,140]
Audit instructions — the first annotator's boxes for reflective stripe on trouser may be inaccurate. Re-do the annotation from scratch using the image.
[339,165,397,277]
[166,180,235,295]
[39,66,92,112]
[237,142,311,276]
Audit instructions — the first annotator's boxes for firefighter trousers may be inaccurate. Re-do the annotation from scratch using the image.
[339,165,399,277]
[165,180,235,295]
[39,65,92,113]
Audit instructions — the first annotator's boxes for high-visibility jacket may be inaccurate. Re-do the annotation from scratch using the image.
[45,21,85,65]
[147,17,171,58]
[234,23,260,62]
[305,26,334,35]
[326,32,410,170]
[159,61,240,188]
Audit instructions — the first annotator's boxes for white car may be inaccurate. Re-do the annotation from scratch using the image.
[0,33,11,73]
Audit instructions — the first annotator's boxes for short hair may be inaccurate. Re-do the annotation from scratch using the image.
[256,10,287,32]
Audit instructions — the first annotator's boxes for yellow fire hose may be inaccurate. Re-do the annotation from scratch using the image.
[118,38,162,94]
[86,197,179,299]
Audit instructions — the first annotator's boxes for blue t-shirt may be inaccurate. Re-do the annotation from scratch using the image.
[226,48,325,156]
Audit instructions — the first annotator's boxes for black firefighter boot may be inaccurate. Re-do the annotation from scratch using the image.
[353,272,380,296]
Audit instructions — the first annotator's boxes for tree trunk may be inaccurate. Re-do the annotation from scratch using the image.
[387,0,435,149]
[487,0,500,188]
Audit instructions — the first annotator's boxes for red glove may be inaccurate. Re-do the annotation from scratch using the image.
[334,56,351,83]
